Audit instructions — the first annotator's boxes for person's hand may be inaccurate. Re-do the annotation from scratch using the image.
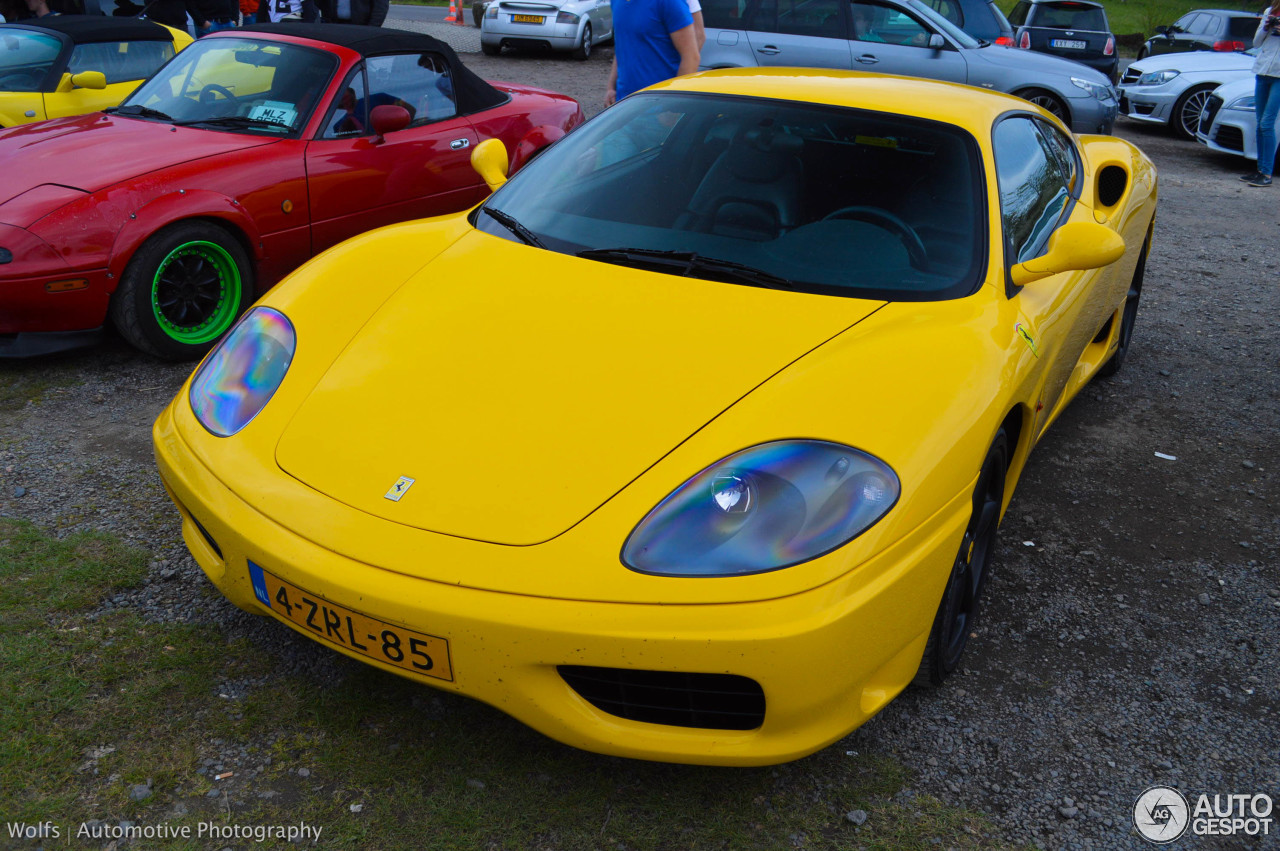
[604,88,615,107]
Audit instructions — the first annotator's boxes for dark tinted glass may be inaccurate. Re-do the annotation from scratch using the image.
[1033,2,1107,31]
[476,92,986,301]
[0,30,61,92]
[1228,16,1262,38]
[68,40,175,85]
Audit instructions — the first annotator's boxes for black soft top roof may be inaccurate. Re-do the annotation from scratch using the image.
[235,23,507,114]
[4,14,175,42]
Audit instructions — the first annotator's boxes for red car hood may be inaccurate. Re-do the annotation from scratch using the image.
[0,114,275,205]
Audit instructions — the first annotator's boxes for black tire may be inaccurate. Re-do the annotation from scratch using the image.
[1017,88,1070,126]
[914,428,1008,687]
[481,41,501,56]
[1171,84,1214,140]
[109,221,253,360]
[1137,46,1148,60]
[1098,236,1148,377]
[573,21,593,60]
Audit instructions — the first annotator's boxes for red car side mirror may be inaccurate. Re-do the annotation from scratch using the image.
[370,105,412,142]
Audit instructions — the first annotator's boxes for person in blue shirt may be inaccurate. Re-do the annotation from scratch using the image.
[605,0,699,106]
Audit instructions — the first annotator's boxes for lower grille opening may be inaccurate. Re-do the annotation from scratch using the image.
[559,665,765,731]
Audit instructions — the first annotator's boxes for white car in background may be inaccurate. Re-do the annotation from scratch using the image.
[1118,48,1254,139]
[481,0,612,60]
[1196,76,1277,163]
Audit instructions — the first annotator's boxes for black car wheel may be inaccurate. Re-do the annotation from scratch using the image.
[1099,237,1148,377]
[110,221,253,360]
[1018,88,1070,126]
[914,427,1008,687]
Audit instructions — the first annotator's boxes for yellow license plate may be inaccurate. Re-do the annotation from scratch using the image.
[248,562,453,682]
[511,13,543,22]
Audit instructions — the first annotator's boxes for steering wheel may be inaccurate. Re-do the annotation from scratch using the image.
[197,83,238,104]
[821,205,929,269]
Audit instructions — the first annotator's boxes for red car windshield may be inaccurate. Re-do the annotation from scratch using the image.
[122,37,337,135]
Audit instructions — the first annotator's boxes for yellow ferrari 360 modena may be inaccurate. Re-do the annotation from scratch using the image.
[154,68,1156,766]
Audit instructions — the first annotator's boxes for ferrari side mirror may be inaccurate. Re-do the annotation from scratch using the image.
[471,137,509,191]
[1010,220,1125,286]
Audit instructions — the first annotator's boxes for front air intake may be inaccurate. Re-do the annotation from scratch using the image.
[559,666,766,730]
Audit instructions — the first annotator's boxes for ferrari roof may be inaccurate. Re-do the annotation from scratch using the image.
[3,14,175,42]
[234,23,507,114]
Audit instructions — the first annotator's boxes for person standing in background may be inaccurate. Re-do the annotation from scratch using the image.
[191,0,238,33]
[1242,2,1280,187]
[316,0,385,25]
[605,0,699,106]
[686,0,704,48]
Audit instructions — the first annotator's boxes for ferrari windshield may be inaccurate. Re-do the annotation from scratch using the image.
[0,29,62,92]
[476,92,986,300]
[122,37,337,134]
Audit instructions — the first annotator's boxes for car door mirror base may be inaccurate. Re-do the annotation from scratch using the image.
[1010,220,1125,285]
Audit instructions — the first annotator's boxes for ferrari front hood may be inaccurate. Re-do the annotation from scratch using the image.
[275,232,882,545]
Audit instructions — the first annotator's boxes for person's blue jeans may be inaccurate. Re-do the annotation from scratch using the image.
[1255,73,1280,176]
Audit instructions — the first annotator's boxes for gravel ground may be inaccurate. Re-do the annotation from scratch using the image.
[1,41,1278,849]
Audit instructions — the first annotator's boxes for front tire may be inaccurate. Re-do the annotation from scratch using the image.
[914,428,1008,687]
[1099,237,1148,377]
[1171,84,1214,140]
[1017,88,1070,127]
[110,221,252,360]
[573,21,593,60]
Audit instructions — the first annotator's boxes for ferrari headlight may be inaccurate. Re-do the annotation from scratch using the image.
[622,440,899,577]
[1135,70,1179,86]
[1227,95,1256,112]
[189,307,296,437]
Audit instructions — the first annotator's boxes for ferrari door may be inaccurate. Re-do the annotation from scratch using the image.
[305,53,489,255]
[993,114,1103,429]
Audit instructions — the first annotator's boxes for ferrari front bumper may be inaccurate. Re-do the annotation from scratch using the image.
[154,404,971,766]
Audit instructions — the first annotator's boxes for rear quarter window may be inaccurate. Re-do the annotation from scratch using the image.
[1032,2,1107,31]
[1229,16,1262,38]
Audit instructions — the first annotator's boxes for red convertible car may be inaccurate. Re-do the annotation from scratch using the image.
[0,24,583,358]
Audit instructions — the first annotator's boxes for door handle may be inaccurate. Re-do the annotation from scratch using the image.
[854,53,880,63]
[756,45,781,54]
[451,138,471,150]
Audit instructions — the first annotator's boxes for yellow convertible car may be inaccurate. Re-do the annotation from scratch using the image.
[0,15,190,128]
[154,69,1156,766]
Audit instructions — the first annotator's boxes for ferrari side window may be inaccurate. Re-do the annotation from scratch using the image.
[1035,119,1079,196]
[992,115,1071,266]
[68,40,175,85]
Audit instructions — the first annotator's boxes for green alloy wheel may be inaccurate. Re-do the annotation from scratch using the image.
[112,222,253,360]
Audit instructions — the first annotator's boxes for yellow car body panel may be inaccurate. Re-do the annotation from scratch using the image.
[155,70,1158,765]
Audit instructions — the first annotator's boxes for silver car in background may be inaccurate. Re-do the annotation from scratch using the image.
[699,0,1118,134]
[481,0,613,60]
[1117,48,1254,139]
[1196,76,1276,162]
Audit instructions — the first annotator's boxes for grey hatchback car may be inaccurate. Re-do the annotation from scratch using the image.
[700,0,1118,134]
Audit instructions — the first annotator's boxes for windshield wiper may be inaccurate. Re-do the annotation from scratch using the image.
[576,247,800,290]
[174,115,293,131]
[482,206,545,248]
[105,104,174,122]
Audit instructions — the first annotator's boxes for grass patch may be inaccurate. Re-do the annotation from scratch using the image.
[0,364,80,413]
[0,519,1004,849]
